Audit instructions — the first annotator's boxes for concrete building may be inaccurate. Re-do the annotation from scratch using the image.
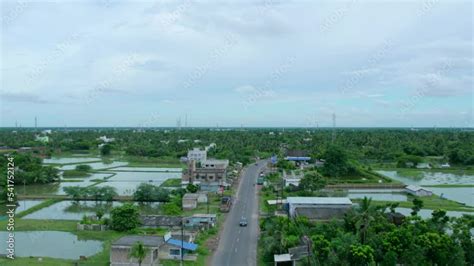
[182,159,229,188]
[287,197,353,220]
[201,159,229,169]
[185,214,217,229]
[284,150,311,162]
[187,148,207,162]
[405,185,433,197]
[182,193,208,210]
[159,232,198,261]
[110,236,163,266]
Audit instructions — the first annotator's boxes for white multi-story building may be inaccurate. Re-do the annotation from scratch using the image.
[187,148,207,162]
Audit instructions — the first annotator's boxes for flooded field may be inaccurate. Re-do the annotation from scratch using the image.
[112,167,182,172]
[395,207,473,219]
[0,231,103,259]
[60,161,128,170]
[17,173,113,195]
[377,170,474,185]
[23,200,161,220]
[377,170,474,206]
[43,157,101,164]
[0,200,44,215]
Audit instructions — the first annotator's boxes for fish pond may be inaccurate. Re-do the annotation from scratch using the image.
[0,231,103,259]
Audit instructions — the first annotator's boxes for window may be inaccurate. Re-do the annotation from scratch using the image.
[170,249,181,256]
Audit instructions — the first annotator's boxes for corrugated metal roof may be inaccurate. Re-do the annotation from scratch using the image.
[166,239,198,251]
[287,197,352,205]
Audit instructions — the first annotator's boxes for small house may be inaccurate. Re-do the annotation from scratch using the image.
[182,193,208,210]
[185,214,217,229]
[416,163,431,169]
[159,232,198,261]
[110,235,163,266]
[405,185,433,196]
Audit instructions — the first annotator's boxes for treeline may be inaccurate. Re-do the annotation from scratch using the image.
[260,198,474,265]
[1,128,473,165]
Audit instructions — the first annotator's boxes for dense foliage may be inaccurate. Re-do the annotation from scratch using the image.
[260,199,474,265]
[1,128,472,166]
[110,203,141,231]
[133,183,171,202]
[63,186,117,202]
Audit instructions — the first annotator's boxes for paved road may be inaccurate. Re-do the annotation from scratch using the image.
[211,161,266,266]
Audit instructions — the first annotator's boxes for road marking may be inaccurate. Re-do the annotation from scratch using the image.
[236,238,239,242]
[235,247,238,253]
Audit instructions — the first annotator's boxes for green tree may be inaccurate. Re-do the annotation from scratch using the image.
[355,197,375,244]
[162,203,182,215]
[63,186,87,201]
[322,145,350,178]
[311,234,330,261]
[101,144,112,156]
[186,183,199,193]
[129,241,148,266]
[110,203,140,231]
[298,171,326,193]
[75,164,92,172]
[411,198,424,216]
[133,183,156,202]
[349,244,375,266]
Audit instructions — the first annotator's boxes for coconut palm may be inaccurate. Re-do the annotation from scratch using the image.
[355,197,375,244]
[129,241,148,266]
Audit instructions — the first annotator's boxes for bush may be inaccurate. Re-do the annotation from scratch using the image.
[133,183,170,202]
[75,164,92,172]
[111,203,140,231]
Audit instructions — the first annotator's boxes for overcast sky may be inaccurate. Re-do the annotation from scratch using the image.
[1,0,472,127]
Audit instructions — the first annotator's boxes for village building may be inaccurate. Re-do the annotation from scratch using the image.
[110,236,163,266]
[159,232,198,261]
[182,159,229,191]
[182,193,208,210]
[405,185,433,196]
[187,148,207,162]
[287,197,353,220]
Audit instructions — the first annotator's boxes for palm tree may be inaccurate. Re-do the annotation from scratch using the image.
[355,197,375,244]
[129,241,148,266]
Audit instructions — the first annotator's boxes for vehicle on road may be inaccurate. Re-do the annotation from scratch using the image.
[239,217,248,227]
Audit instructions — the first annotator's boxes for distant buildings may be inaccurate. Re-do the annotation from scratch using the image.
[405,185,433,197]
[35,135,49,143]
[440,163,451,168]
[187,148,207,162]
[416,163,431,169]
[287,197,353,220]
[98,135,115,143]
[284,150,311,166]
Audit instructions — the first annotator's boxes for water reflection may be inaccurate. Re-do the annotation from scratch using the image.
[0,231,102,259]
